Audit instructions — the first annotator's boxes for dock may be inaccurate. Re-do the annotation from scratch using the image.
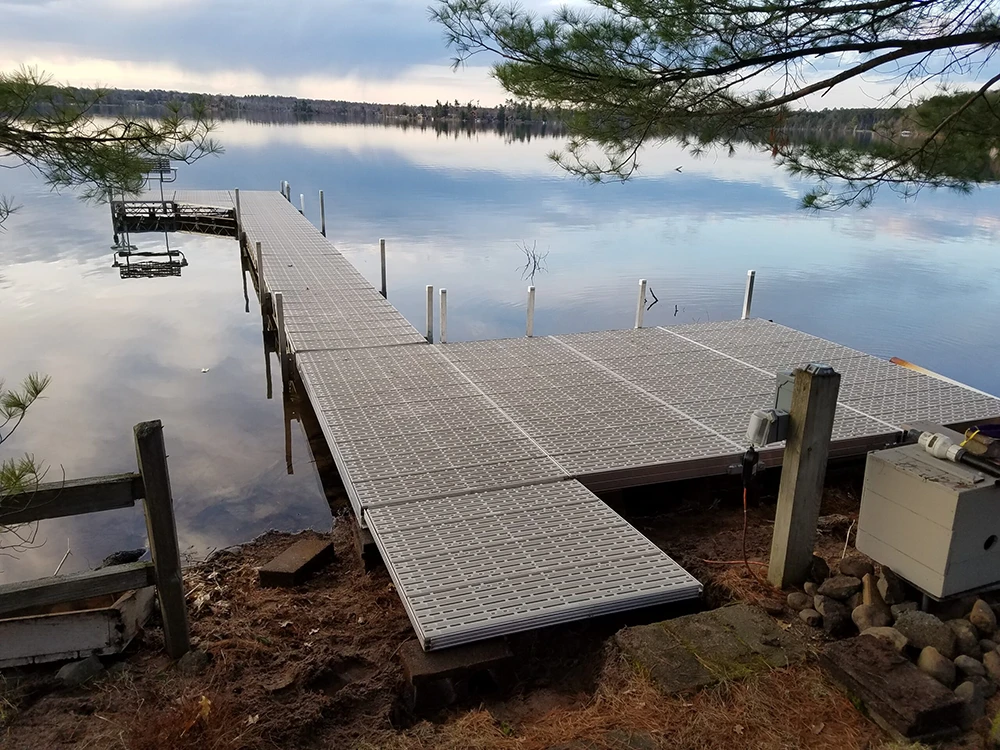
[116,188,1000,651]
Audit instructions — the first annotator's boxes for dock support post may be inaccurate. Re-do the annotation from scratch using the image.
[425,285,434,343]
[380,239,387,298]
[134,420,190,659]
[233,188,242,246]
[768,364,842,588]
[634,279,647,329]
[526,286,536,337]
[255,241,265,307]
[275,291,288,388]
[440,289,448,344]
[320,190,326,236]
[742,270,756,320]
[284,182,292,202]
[299,193,305,215]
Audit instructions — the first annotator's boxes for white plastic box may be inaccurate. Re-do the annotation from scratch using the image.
[856,443,1000,598]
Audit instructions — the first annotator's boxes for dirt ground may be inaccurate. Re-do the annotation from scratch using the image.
[0,471,994,749]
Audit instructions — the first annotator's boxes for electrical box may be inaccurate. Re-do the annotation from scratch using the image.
[856,443,1000,598]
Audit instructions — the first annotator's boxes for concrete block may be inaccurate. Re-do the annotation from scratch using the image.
[258,537,335,588]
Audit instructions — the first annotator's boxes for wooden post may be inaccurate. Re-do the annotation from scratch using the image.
[275,291,288,387]
[319,190,326,236]
[255,241,265,308]
[379,238,387,298]
[133,420,190,659]
[526,286,536,337]
[635,279,647,329]
[768,364,842,588]
[233,188,242,246]
[439,288,448,344]
[264,330,273,400]
[742,269,756,320]
[425,285,434,343]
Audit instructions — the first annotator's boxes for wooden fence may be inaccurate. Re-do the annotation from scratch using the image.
[0,420,191,658]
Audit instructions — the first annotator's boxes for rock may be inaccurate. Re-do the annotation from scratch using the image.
[814,595,846,619]
[809,555,830,584]
[980,639,997,653]
[823,606,855,638]
[862,573,892,615]
[853,604,892,632]
[799,608,822,627]
[895,611,957,660]
[918,647,956,687]
[969,674,996,699]
[971,600,997,637]
[948,619,983,659]
[177,649,211,676]
[817,575,862,601]
[983,650,1000,682]
[862,626,908,652]
[803,581,818,597]
[56,656,104,687]
[891,602,918,620]
[847,592,864,611]
[955,680,985,729]
[840,556,875,580]
[878,567,908,605]
[759,599,784,616]
[955,655,987,679]
[786,591,813,611]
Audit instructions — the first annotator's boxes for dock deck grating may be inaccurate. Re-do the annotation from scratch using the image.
[169,190,1000,650]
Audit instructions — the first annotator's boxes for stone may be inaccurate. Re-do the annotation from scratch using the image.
[853,604,892,632]
[878,567,909,605]
[918,647,956,687]
[895,611,958,660]
[840,556,875,580]
[983,650,1000,682]
[847,591,864,611]
[56,656,104,687]
[891,601,919,620]
[955,654,987,679]
[862,573,892,617]
[862,627,908,652]
[824,607,854,638]
[809,555,830,584]
[177,648,211,676]
[258,537,336,588]
[821,636,963,738]
[759,598,784,616]
[800,608,823,627]
[955,680,986,730]
[948,619,982,659]
[817,575,863,601]
[814,594,847,619]
[980,639,997,653]
[971,599,998,637]
[803,581,818,597]
[969,674,996,699]
[786,591,813,611]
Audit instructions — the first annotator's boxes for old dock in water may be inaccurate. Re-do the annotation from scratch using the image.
[115,188,1000,651]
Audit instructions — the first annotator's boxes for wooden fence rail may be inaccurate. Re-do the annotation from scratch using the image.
[0,420,191,658]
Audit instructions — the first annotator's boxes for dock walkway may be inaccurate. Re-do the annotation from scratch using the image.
[153,189,1000,650]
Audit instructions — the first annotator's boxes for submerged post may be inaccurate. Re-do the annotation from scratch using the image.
[299,193,305,215]
[635,279,648,329]
[133,420,190,659]
[440,288,448,344]
[425,285,434,343]
[319,190,326,236]
[526,286,536,337]
[379,239,387,298]
[255,241,265,307]
[768,364,841,588]
[742,270,756,320]
[275,291,288,387]
[233,188,242,246]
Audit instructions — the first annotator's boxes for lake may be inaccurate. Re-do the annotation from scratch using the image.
[2,120,999,583]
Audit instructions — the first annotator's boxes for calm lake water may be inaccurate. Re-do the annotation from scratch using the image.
[2,120,1000,583]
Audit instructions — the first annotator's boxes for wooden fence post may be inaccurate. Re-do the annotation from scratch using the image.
[134,420,190,658]
[768,365,841,588]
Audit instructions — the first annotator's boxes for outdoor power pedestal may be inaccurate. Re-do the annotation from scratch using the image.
[856,443,1000,599]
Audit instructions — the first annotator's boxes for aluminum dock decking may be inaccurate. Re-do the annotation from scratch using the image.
[139,189,1000,650]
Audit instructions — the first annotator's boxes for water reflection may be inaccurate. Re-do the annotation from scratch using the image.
[2,120,1000,582]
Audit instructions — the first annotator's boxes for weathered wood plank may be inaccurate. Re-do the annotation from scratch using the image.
[134,420,190,658]
[0,473,143,525]
[0,562,155,618]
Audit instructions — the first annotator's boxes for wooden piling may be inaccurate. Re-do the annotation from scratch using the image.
[275,291,288,386]
[320,190,326,236]
[425,285,434,343]
[133,420,190,659]
[440,289,448,344]
[255,241,265,307]
[742,270,756,320]
[380,239,387,298]
[768,365,842,588]
[233,188,242,246]
[526,286,536,337]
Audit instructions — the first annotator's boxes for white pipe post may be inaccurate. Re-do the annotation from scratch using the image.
[526,286,536,337]
[379,238,387,298]
[742,269,756,320]
[635,279,648,329]
[299,193,305,215]
[439,288,448,344]
[425,285,434,343]
[255,241,265,304]
[279,180,284,195]
[285,182,292,202]
[319,190,326,236]
[233,188,242,245]
[275,291,288,385]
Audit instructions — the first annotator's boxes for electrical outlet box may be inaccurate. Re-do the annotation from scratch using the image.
[775,370,795,412]
[856,443,1000,598]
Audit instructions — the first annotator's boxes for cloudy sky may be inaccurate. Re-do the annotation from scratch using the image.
[0,0,994,107]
